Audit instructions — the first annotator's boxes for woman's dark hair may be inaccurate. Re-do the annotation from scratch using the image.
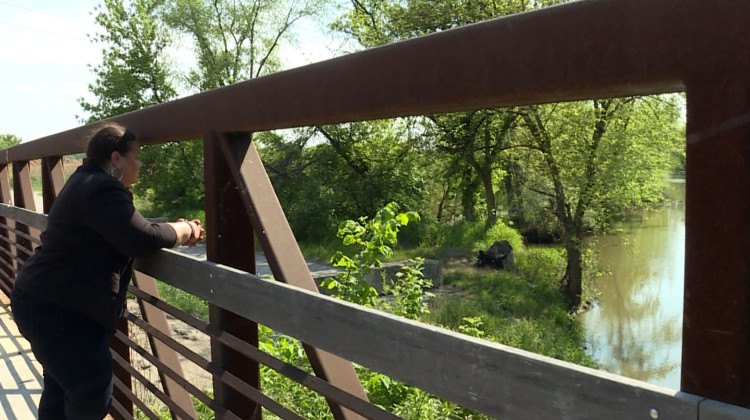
[85,123,137,166]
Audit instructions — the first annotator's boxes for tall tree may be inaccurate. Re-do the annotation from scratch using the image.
[77,0,203,214]
[78,0,176,120]
[333,0,684,309]
[517,96,683,307]
[136,0,326,214]
[316,119,426,217]
[81,0,326,215]
[332,0,549,47]
[428,110,518,223]
[258,120,428,241]
[332,0,544,224]
[164,0,325,90]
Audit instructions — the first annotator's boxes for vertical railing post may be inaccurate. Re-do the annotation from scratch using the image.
[683,78,750,408]
[110,318,133,419]
[0,164,13,293]
[41,156,66,214]
[12,161,37,262]
[204,132,261,419]
[217,134,369,420]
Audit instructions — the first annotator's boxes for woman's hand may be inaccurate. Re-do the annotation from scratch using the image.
[172,218,205,247]
[184,219,204,247]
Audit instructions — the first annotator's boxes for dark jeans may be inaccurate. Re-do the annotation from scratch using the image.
[10,289,113,420]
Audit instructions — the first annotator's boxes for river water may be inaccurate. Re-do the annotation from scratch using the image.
[581,181,685,390]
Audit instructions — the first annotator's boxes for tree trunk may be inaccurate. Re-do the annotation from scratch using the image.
[480,167,498,224]
[436,187,447,222]
[504,160,526,227]
[564,243,583,309]
[462,189,475,220]
[461,167,479,220]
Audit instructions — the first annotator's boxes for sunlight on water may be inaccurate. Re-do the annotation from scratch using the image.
[581,181,685,389]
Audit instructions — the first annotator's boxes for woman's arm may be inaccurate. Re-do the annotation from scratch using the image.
[168,219,204,247]
[86,183,203,256]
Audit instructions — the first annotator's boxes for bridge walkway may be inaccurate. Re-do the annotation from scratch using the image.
[0,292,40,420]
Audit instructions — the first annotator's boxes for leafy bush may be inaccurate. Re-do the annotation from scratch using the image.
[321,202,420,307]
[382,258,434,320]
[420,217,523,252]
[134,140,204,216]
[473,219,525,252]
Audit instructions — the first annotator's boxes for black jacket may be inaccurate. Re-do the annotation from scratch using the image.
[13,161,177,332]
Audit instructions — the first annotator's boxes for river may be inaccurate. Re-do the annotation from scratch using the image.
[581,180,685,390]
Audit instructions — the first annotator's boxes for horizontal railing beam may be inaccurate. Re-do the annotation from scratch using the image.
[134,248,702,420]
[700,399,750,420]
[0,204,47,231]
[3,0,748,163]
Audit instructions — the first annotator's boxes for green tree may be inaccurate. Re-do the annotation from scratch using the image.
[81,0,326,215]
[316,120,427,217]
[332,0,549,48]
[76,0,199,213]
[255,128,339,240]
[0,134,22,149]
[163,0,325,90]
[332,0,546,225]
[134,140,205,214]
[257,120,428,242]
[428,110,519,223]
[138,0,326,214]
[333,0,684,309]
[517,96,683,307]
[78,0,175,120]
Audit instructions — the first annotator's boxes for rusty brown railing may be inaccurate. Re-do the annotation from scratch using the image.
[1,0,750,418]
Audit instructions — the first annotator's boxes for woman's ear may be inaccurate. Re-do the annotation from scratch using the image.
[110,150,122,167]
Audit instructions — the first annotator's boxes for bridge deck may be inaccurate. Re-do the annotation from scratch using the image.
[0,293,40,420]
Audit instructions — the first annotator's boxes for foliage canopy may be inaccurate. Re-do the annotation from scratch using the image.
[0,134,22,149]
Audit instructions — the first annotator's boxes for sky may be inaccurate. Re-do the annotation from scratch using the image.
[0,0,340,143]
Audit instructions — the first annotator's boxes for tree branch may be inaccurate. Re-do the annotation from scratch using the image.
[316,125,369,176]
[528,186,555,199]
[256,8,303,78]
[352,0,380,38]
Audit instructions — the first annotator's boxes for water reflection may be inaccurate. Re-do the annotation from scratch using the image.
[582,182,685,389]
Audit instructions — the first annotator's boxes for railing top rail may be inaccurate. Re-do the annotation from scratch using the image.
[2,0,748,164]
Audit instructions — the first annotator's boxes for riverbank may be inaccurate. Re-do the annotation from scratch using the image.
[427,247,595,368]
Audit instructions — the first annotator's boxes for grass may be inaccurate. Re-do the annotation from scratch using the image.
[136,200,206,224]
[427,247,595,367]
[297,238,345,263]
[30,174,42,191]
[155,279,209,321]
[299,218,527,263]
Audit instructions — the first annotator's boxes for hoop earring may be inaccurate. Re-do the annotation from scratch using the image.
[110,167,123,182]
